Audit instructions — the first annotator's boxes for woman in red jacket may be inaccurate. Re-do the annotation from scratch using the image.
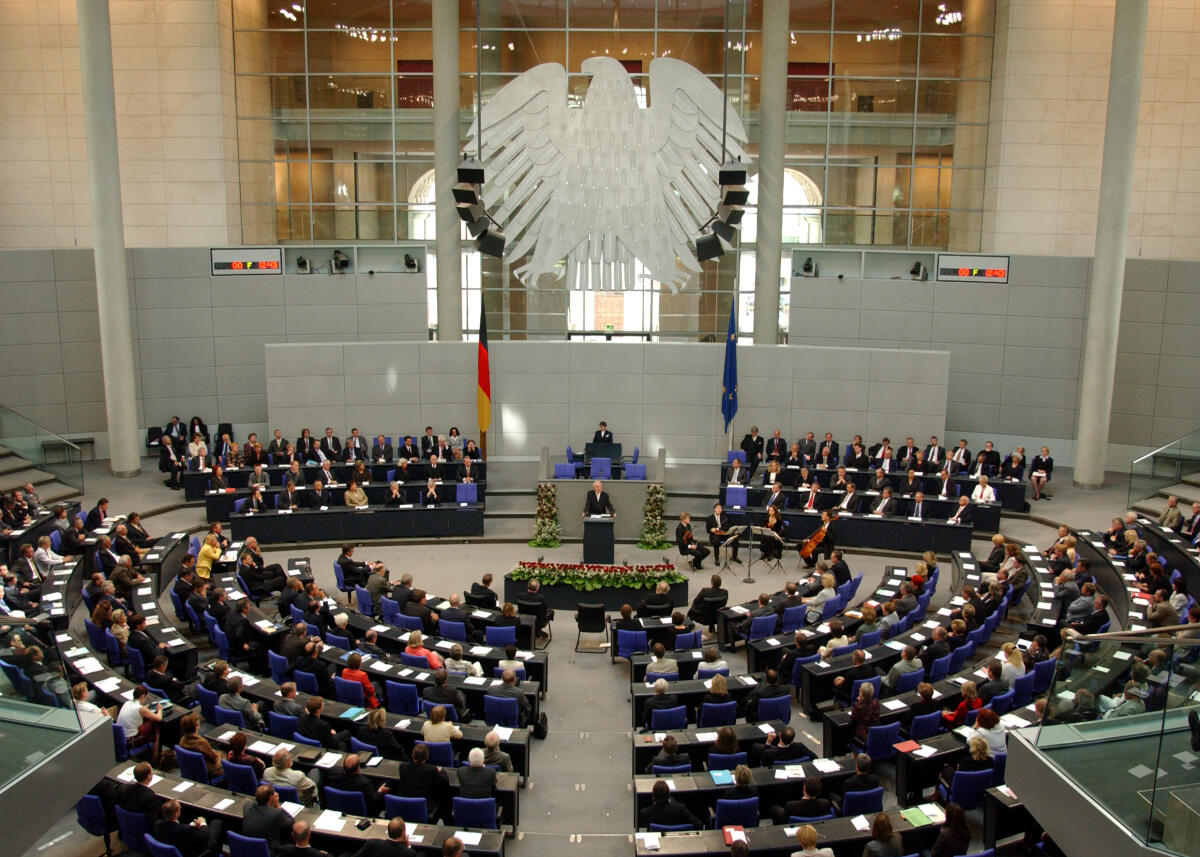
[341,652,379,708]
[942,680,982,727]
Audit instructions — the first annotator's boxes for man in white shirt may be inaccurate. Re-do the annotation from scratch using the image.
[910,491,926,520]
[924,436,943,467]
[971,475,996,502]
[838,483,860,513]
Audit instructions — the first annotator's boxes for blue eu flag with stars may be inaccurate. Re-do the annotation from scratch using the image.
[721,297,738,432]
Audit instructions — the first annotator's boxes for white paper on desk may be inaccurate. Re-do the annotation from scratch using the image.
[394,719,412,731]
[280,801,305,817]
[703,678,713,689]
[695,731,718,742]
[923,620,940,629]
[398,669,413,677]
[816,623,831,634]
[74,657,104,675]
[315,752,340,768]
[816,660,831,668]
[95,676,122,693]
[516,650,534,660]
[42,592,62,602]
[458,831,485,846]
[883,699,907,711]
[248,740,276,754]
[919,803,947,824]
[313,810,345,832]
[884,641,905,651]
[172,780,194,793]
[910,633,926,643]
[1114,650,1133,661]
[1037,602,1052,610]
[962,564,976,571]
[492,725,513,740]
[950,597,965,606]
[862,651,873,660]
[740,675,757,686]
[434,640,454,651]
[255,620,275,631]
[813,758,841,773]
[369,661,392,673]
[416,672,429,681]
[470,645,491,655]
[636,833,661,851]
[784,765,806,779]
[851,814,871,831]
[757,722,774,734]
[213,798,234,811]
[877,590,895,598]
[766,638,781,647]
[464,676,487,685]
[998,785,1017,799]
[774,769,791,780]
[692,651,704,659]
[913,744,938,758]
[64,647,88,658]
[730,605,750,614]
[937,608,952,617]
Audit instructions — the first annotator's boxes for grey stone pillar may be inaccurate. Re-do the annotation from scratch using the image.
[433,0,462,340]
[77,0,140,476]
[752,0,788,345]
[1074,0,1149,488]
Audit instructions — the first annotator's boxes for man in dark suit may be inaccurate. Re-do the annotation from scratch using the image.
[144,655,193,704]
[419,426,437,459]
[981,441,1002,472]
[326,754,388,816]
[842,755,881,794]
[242,784,295,852]
[458,456,479,483]
[398,436,420,462]
[705,502,740,563]
[770,776,833,825]
[674,512,710,570]
[439,593,478,641]
[866,468,890,492]
[798,432,818,461]
[225,599,260,661]
[116,762,163,816]
[397,742,450,820]
[521,579,554,633]
[278,820,333,857]
[370,435,393,463]
[306,480,332,508]
[948,495,972,525]
[740,426,765,478]
[85,498,109,531]
[897,437,918,469]
[319,428,341,461]
[297,695,348,749]
[819,432,838,461]
[923,436,944,469]
[641,678,681,729]
[637,780,702,829]
[868,487,897,516]
[583,480,615,516]
[828,550,851,587]
[976,660,1010,703]
[758,726,811,766]
[592,421,613,444]
[833,483,861,514]
[337,543,377,589]
[343,428,367,461]
[163,415,186,447]
[489,669,532,727]
[724,458,748,484]
[159,439,185,489]
[908,491,928,521]
[470,573,498,607]
[267,429,287,458]
[949,439,972,474]
[153,798,223,857]
[765,482,786,511]
[349,818,414,857]
[765,430,787,462]
[128,614,166,666]
[867,437,890,460]
[422,669,470,721]
[639,580,675,617]
[744,669,790,722]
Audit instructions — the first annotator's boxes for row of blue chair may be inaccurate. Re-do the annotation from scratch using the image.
[555,445,644,480]
[647,693,792,731]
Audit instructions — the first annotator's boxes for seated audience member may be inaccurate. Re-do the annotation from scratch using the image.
[638,779,702,830]
[770,776,832,824]
[942,681,982,727]
[264,747,320,806]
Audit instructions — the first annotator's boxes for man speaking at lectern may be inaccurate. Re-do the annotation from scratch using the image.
[583,480,615,517]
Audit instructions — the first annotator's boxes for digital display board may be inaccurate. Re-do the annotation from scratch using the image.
[935,253,1010,284]
[210,247,283,276]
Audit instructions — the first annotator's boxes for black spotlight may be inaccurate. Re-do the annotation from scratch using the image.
[332,250,350,272]
[457,157,485,185]
[695,159,749,262]
[695,229,724,262]
[476,221,506,258]
[801,256,819,277]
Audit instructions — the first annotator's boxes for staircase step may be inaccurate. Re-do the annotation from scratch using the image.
[38,482,82,504]
[1134,496,1168,517]
[1182,474,1200,490]
[1157,483,1200,506]
[0,455,33,476]
[0,469,56,493]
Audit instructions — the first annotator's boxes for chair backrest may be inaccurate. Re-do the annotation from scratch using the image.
[707,751,747,771]
[401,652,431,668]
[455,482,478,504]
[267,650,289,685]
[145,833,184,857]
[909,710,943,740]
[213,627,231,660]
[553,462,576,478]
[1011,671,1036,708]
[780,605,805,634]
[589,457,611,479]
[624,463,647,480]
[114,805,150,853]
[223,759,260,795]
[325,631,351,649]
[747,614,777,640]
[214,705,246,728]
[195,685,218,721]
[948,768,994,809]
[864,721,902,760]
[964,708,980,727]
[354,585,373,615]
[384,794,429,823]
[174,744,210,783]
[492,666,526,681]
[350,736,375,756]
[334,675,366,706]
[788,811,836,823]
[453,796,499,830]
[84,618,107,653]
[50,529,62,551]
[695,592,730,625]
[725,485,748,507]
[992,752,1007,786]
[325,786,368,815]
[293,670,320,695]
[650,705,687,731]
[291,732,322,748]
[438,619,467,642]
[895,669,923,695]
[698,701,737,727]
[380,597,402,625]
[416,740,454,766]
[714,796,760,828]
[227,831,272,857]
[841,787,884,816]
[616,629,648,660]
[674,629,701,649]
[268,711,298,740]
[929,653,953,683]
[385,680,420,715]
[396,614,424,632]
[987,688,1015,715]
[756,694,791,723]
[484,694,520,728]
[485,624,517,646]
[333,563,349,593]
[696,667,730,679]
[858,629,882,649]
[831,642,859,658]
[651,763,693,775]
[420,699,458,722]
[1032,657,1057,694]
[948,644,972,673]
[74,794,110,838]
[289,604,305,625]
[103,628,125,666]
[850,674,881,701]
[576,602,607,633]
[820,598,840,621]
[727,450,746,464]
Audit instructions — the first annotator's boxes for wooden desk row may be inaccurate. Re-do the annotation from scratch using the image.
[631,721,788,775]
[182,461,488,501]
[205,480,487,522]
[230,505,485,545]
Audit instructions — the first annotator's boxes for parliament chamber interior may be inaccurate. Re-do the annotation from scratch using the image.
[1,2,1200,857]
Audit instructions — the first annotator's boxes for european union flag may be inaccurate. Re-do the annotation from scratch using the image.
[721,297,738,432]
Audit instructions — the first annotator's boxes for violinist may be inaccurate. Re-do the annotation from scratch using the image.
[676,512,711,570]
[800,508,837,569]
[705,502,740,564]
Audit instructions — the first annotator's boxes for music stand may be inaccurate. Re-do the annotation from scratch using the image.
[749,526,786,577]
[716,528,743,573]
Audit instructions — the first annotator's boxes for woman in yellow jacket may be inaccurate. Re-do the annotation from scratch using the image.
[196,533,222,580]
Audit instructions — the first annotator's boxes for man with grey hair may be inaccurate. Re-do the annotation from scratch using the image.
[482,730,513,772]
[263,746,320,805]
[110,555,145,600]
[457,746,497,798]
[641,677,679,730]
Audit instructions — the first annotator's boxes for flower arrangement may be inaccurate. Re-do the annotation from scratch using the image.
[638,482,671,550]
[529,482,562,547]
[510,561,685,591]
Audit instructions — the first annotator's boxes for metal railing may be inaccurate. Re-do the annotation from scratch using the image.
[1128,428,1200,510]
[0,403,85,493]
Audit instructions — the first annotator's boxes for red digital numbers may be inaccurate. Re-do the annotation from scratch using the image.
[985,268,1006,278]
[957,267,970,276]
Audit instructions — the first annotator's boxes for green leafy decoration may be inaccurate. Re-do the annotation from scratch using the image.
[637,482,671,550]
[510,561,685,592]
[529,482,562,547]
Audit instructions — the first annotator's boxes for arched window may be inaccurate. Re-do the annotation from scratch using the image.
[407,168,438,240]
[741,168,823,244]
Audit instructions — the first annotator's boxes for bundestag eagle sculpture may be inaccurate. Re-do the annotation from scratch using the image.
[466,56,749,292]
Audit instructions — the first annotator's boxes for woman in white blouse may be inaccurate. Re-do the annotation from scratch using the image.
[33,534,63,575]
[187,432,208,465]
[970,475,996,502]
[999,641,1026,684]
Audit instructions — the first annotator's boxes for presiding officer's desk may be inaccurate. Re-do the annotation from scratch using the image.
[341,613,549,693]
[200,723,520,827]
[630,673,765,727]
[631,721,787,775]
[105,761,506,857]
[198,660,533,780]
[632,810,942,857]
[183,461,487,501]
[230,503,484,544]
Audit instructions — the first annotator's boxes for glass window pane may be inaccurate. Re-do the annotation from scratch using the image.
[790,1,834,30]
[909,209,950,246]
[304,0,392,30]
[788,33,831,64]
[654,31,726,71]
[568,30,657,73]
[916,79,989,119]
[275,206,312,241]
[829,77,914,114]
[908,167,952,209]
[787,72,831,112]
[460,1,566,30]
[308,75,393,110]
[835,0,920,32]
[306,30,394,74]
[237,76,308,113]
[825,209,911,245]
[831,33,917,77]
[657,1,729,30]
[234,30,305,74]
[828,123,914,163]
[921,0,995,35]
[569,1,656,29]
[919,34,992,78]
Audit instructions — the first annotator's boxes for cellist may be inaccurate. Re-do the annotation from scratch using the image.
[799,508,837,569]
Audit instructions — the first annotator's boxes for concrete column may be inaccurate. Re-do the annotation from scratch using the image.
[433,0,462,341]
[76,0,140,477]
[753,0,788,345]
[1073,0,1149,489]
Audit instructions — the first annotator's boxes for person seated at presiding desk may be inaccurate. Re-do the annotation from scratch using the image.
[592,421,614,444]
[338,543,382,589]
[970,475,996,502]
[638,779,703,830]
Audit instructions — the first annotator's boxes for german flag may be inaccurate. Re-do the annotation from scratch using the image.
[476,303,491,434]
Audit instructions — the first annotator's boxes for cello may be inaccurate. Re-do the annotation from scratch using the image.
[798,512,836,559]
